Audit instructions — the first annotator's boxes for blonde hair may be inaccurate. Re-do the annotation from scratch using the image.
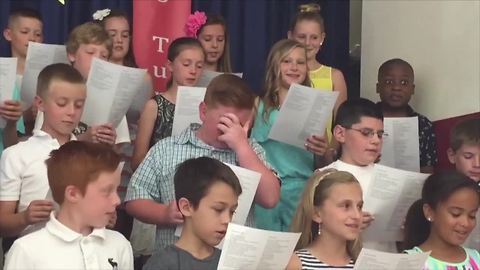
[66,22,113,57]
[290,3,325,33]
[262,39,310,120]
[290,169,362,260]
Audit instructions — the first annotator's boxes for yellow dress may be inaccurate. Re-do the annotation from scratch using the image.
[309,65,334,142]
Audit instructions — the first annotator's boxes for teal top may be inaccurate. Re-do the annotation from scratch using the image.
[404,246,480,270]
[251,101,313,183]
[0,80,26,154]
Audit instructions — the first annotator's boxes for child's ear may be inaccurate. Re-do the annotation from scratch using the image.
[376,82,381,94]
[312,207,322,224]
[178,197,193,217]
[34,95,45,112]
[422,203,434,223]
[447,148,456,164]
[3,28,12,42]
[64,185,82,203]
[67,52,76,64]
[320,32,326,45]
[287,30,293,39]
[199,101,207,122]
[167,60,173,73]
[333,125,346,143]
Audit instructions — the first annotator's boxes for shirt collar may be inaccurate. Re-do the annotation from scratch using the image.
[173,123,232,152]
[33,129,77,144]
[46,212,106,242]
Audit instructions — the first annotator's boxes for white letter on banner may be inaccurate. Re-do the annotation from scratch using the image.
[153,65,167,79]
[152,36,169,53]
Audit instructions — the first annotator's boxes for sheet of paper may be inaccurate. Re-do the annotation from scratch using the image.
[20,42,70,106]
[353,248,430,270]
[196,70,243,87]
[128,77,152,114]
[217,223,300,270]
[0,57,18,128]
[175,163,261,238]
[363,164,429,242]
[171,86,206,135]
[380,117,420,172]
[268,83,338,149]
[81,58,147,127]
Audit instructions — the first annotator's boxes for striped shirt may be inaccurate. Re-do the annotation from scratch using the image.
[296,249,354,270]
[404,246,480,270]
[125,123,271,252]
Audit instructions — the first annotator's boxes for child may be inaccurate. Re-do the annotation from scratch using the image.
[65,21,126,145]
[448,118,480,250]
[132,37,205,170]
[287,169,362,269]
[125,74,280,253]
[0,63,85,238]
[376,58,438,173]
[251,39,327,231]
[319,98,395,251]
[144,156,241,270]
[185,11,232,72]
[448,118,480,182]
[288,3,347,139]
[4,141,134,269]
[403,171,480,269]
[1,8,42,149]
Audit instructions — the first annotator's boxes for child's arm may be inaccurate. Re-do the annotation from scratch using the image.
[131,99,158,170]
[332,68,347,117]
[218,113,280,208]
[0,100,23,147]
[0,200,53,237]
[125,199,183,226]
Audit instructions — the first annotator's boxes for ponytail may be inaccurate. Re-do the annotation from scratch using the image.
[402,199,430,250]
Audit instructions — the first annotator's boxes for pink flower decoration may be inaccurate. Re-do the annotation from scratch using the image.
[185,11,207,38]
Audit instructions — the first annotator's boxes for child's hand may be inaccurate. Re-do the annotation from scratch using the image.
[217,113,249,151]
[92,124,117,145]
[167,200,183,225]
[23,200,54,225]
[0,100,23,122]
[305,134,328,155]
[106,211,117,229]
[361,211,375,230]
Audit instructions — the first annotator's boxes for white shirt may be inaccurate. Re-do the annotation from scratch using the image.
[4,212,133,270]
[0,130,75,235]
[320,160,397,252]
[34,112,130,144]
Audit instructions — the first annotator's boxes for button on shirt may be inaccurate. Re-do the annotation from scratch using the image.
[4,212,134,270]
[125,123,272,251]
[0,130,76,235]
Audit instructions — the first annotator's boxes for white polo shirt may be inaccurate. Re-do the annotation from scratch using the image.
[0,130,75,235]
[4,212,133,270]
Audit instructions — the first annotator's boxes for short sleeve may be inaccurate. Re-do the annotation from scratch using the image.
[0,147,23,201]
[119,238,134,270]
[4,240,35,269]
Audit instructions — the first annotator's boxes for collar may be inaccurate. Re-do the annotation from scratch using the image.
[173,123,232,153]
[46,212,106,242]
[33,129,77,145]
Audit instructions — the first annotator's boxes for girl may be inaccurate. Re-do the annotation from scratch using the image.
[251,39,327,231]
[185,11,232,72]
[287,169,362,270]
[288,3,347,141]
[132,37,205,169]
[403,171,480,270]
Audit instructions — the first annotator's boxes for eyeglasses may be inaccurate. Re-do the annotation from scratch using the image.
[345,127,388,139]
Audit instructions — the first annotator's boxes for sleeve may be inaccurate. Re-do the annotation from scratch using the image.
[4,241,34,270]
[248,139,281,184]
[119,238,134,270]
[124,145,162,202]
[115,116,131,144]
[419,116,438,167]
[0,147,23,201]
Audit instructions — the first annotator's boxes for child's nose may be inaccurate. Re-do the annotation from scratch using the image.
[473,155,480,167]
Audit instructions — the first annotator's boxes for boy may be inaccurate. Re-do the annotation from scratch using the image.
[319,98,397,252]
[4,141,133,269]
[0,63,85,239]
[125,74,280,252]
[448,118,480,182]
[1,8,43,150]
[376,58,437,173]
[144,157,242,270]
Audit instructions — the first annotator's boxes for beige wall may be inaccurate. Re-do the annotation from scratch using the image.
[360,0,480,121]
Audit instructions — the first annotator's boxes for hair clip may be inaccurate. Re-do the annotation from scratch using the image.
[92,8,111,21]
[299,4,320,13]
[185,11,207,38]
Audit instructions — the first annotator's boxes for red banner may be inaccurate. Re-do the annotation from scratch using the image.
[133,0,191,92]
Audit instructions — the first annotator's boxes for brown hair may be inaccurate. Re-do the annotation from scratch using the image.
[166,37,205,89]
[8,7,43,27]
[204,74,255,110]
[46,141,121,204]
[36,63,85,98]
[198,14,232,73]
[450,118,480,151]
[290,169,362,259]
[289,3,325,33]
[66,22,113,57]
